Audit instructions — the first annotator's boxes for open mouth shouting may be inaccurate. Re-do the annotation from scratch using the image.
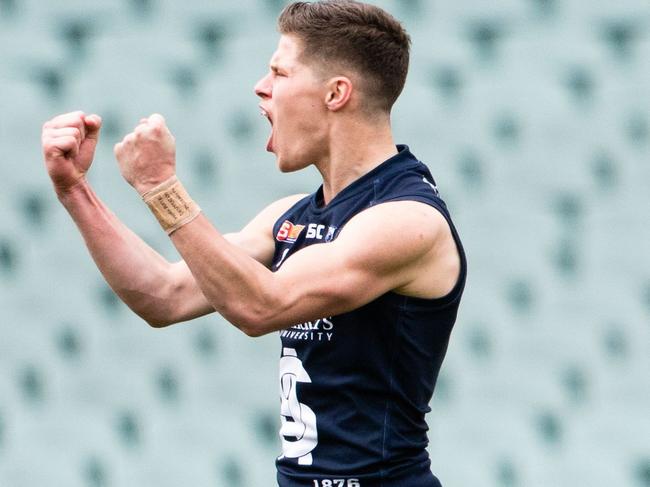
[260,106,274,152]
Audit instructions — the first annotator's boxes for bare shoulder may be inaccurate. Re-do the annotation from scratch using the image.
[264,193,310,219]
[338,200,460,299]
[243,193,309,231]
[340,200,450,252]
[227,193,309,267]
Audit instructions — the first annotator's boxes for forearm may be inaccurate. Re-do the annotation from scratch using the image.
[58,179,187,325]
[169,214,284,336]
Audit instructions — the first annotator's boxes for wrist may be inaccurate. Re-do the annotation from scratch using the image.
[135,173,177,197]
[55,175,90,202]
[142,176,201,235]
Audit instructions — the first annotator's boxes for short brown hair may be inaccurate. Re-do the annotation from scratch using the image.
[278,0,411,113]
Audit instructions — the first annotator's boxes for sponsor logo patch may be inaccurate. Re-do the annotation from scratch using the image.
[306,224,338,241]
[277,220,305,243]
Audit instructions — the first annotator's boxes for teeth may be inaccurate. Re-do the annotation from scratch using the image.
[260,108,272,126]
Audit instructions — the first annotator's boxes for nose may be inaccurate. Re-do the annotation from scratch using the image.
[254,72,272,100]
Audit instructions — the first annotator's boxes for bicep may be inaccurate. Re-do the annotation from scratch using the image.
[266,201,443,327]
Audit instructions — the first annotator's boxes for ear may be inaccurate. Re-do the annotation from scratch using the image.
[324,76,353,112]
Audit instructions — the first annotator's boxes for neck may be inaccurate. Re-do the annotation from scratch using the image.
[315,116,398,205]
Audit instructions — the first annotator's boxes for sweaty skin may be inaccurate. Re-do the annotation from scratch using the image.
[41,35,460,335]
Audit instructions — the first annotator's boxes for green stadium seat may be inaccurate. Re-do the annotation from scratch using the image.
[0,1,648,485]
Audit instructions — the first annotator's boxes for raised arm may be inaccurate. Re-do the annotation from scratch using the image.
[42,111,305,327]
[170,200,459,336]
[112,115,461,337]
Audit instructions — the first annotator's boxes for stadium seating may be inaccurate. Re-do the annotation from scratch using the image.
[1,0,648,486]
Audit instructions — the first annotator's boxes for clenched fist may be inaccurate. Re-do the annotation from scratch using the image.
[42,111,102,195]
[114,114,176,195]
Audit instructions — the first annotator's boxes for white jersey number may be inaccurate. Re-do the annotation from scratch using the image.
[279,347,318,465]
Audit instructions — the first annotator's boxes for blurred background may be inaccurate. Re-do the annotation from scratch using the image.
[0,0,649,486]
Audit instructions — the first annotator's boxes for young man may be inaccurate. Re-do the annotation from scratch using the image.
[41,1,466,486]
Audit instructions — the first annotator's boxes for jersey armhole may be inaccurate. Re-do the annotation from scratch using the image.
[383,195,468,309]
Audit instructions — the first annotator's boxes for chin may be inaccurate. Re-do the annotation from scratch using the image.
[276,154,310,173]
[277,160,301,173]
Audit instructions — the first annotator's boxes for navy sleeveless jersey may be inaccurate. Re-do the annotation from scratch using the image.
[272,146,467,487]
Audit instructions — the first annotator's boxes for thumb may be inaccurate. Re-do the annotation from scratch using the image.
[83,114,102,140]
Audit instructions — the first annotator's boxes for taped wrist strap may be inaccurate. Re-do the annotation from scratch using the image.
[142,176,201,235]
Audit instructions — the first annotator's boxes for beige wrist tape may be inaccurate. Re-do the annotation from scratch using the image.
[142,176,201,235]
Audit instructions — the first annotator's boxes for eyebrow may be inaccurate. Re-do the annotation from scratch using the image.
[270,58,294,73]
